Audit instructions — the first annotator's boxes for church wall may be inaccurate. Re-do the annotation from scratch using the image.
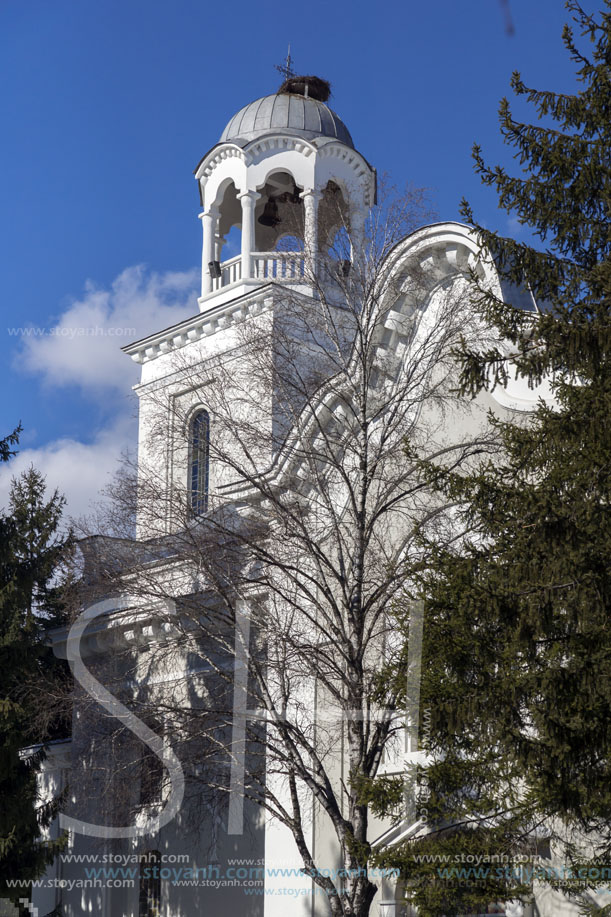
[133,307,278,540]
[33,61,575,915]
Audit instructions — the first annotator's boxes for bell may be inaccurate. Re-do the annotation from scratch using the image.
[258,198,281,227]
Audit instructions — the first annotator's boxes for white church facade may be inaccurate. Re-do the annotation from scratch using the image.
[30,74,581,917]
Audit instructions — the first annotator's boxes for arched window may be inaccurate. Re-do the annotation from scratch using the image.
[189,409,209,516]
[139,850,161,917]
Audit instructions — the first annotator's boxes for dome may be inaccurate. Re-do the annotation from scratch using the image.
[219,91,354,149]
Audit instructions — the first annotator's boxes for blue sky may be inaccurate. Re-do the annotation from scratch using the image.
[0,0,597,517]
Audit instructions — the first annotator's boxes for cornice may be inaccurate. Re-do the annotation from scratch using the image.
[245,134,317,160]
[195,135,319,182]
[122,284,277,365]
[194,134,375,186]
[315,140,373,179]
[195,142,248,181]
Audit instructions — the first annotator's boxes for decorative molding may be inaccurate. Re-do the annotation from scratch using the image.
[195,143,247,180]
[123,288,276,365]
[196,136,374,193]
[245,135,317,160]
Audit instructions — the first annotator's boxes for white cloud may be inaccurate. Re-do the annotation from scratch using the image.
[16,264,198,393]
[0,413,135,523]
[6,265,199,520]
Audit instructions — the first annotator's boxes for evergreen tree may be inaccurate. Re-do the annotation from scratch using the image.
[0,445,71,901]
[9,466,72,631]
[372,4,611,914]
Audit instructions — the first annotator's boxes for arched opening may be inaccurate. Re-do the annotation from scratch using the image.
[217,180,241,262]
[255,170,304,252]
[318,180,354,279]
[319,180,351,255]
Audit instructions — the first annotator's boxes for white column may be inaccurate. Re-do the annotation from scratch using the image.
[200,206,219,296]
[300,188,322,278]
[238,190,260,281]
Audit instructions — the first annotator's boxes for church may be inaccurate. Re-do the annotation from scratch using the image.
[30,72,576,917]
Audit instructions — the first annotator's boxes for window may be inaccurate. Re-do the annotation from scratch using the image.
[189,409,209,515]
[139,850,161,917]
[139,717,164,806]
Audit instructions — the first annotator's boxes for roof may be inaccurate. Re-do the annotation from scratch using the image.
[219,92,354,148]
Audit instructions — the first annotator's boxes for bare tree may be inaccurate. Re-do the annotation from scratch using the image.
[73,184,498,917]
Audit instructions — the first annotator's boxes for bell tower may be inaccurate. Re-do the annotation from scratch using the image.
[194,75,376,306]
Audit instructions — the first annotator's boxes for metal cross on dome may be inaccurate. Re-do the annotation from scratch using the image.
[275,45,295,80]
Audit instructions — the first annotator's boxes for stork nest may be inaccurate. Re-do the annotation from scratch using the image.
[278,75,331,102]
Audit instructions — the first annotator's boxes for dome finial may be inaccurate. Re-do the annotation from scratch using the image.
[275,45,295,81]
